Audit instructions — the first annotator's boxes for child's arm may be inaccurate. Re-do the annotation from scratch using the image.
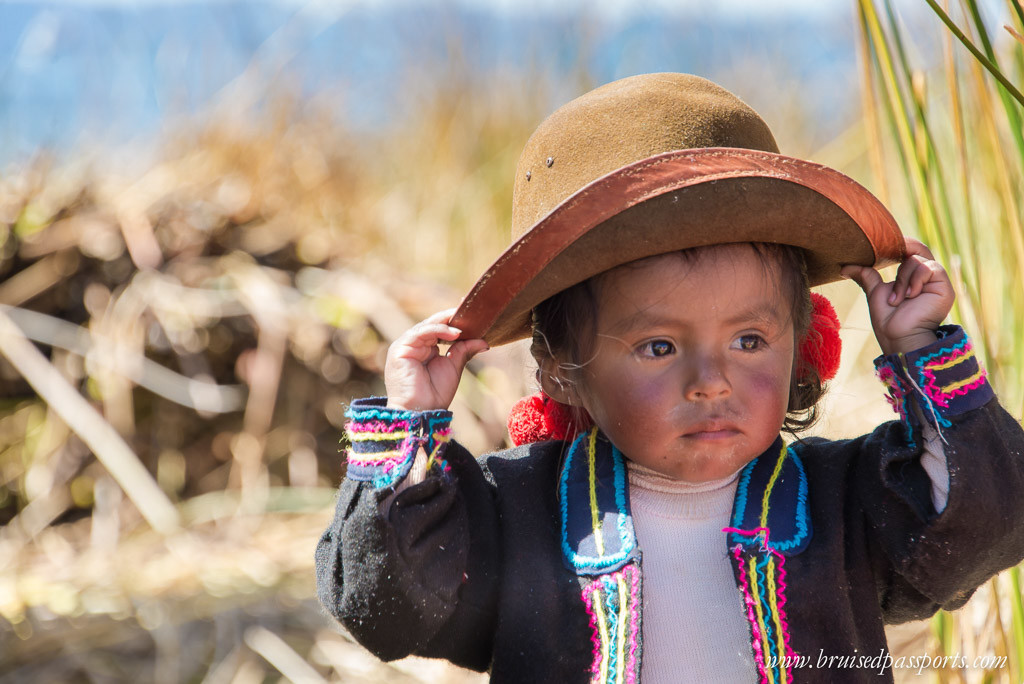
[837,238,1024,620]
[377,308,488,495]
[315,310,497,669]
[842,238,956,511]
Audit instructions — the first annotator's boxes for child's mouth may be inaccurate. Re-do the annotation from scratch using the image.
[686,430,737,441]
[683,422,739,440]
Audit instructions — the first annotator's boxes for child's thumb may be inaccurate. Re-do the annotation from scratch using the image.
[445,339,489,375]
[840,265,883,297]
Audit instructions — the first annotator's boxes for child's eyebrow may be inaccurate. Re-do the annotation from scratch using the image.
[604,301,783,336]
[604,311,678,337]
[723,302,785,326]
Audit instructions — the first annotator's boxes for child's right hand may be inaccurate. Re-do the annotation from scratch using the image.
[384,309,489,411]
[840,237,955,356]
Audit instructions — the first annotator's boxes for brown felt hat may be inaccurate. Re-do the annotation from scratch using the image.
[450,72,905,346]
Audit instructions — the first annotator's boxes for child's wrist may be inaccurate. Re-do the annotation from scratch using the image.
[386,399,414,410]
[882,330,939,356]
[386,398,448,411]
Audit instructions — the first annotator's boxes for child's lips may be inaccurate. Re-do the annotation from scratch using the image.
[682,422,740,440]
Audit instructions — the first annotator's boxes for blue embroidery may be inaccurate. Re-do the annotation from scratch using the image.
[728,441,812,556]
[559,428,638,575]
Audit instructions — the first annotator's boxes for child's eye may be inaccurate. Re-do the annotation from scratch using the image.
[733,334,765,351]
[639,340,676,358]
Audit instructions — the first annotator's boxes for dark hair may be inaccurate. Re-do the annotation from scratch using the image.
[530,243,825,436]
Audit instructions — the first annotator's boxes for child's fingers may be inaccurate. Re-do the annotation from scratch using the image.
[414,322,463,343]
[394,309,462,350]
[421,307,459,325]
[401,321,462,349]
[889,257,920,305]
[903,237,935,261]
[905,258,945,299]
[840,264,884,297]
[891,238,937,303]
[890,254,945,304]
[388,322,462,369]
[886,238,939,304]
[445,339,489,375]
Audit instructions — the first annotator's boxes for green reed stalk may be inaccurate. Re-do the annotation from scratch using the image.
[962,0,1024,156]
[883,0,978,304]
[923,0,1024,110]
[858,0,938,242]
[858,0,1024,679]
[1009,568,1024,680]
[857,0,968,325]
[934,609,954,677]
[941,2,986,348]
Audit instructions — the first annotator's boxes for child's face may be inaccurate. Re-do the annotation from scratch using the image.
[572,245,794,482]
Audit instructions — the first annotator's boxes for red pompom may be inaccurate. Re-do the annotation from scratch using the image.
[507,392,584,446]
[799,292,842,382]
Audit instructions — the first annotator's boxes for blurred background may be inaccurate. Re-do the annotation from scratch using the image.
[0,0,1022,682]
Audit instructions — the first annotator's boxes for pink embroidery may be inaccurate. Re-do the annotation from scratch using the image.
[725,527,794,683]
[921,345,969,407]
[348,420,412,433]
[920,366,987,407]
[580,564,640,684]
[913,339,989,408]
[876,366,908,419]
[732,544,769,684]
[722,525,770,546]
[773,548,795,680]
[346,455,406,471]
[581,584,603,680]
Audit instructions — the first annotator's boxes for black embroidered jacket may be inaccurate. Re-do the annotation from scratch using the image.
[315,326,1024,682]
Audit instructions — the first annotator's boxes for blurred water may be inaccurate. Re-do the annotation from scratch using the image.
[0,0,899,166]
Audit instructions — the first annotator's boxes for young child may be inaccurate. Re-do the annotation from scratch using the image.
[316,73,1024,683]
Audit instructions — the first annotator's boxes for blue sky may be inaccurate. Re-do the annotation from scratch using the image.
[0,0,1007,165]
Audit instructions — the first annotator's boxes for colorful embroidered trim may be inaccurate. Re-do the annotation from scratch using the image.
[721,530,794,684]
[876,365,910,424]
[724,437,811,684]
[343,398,452,488]
[581,562,641,684]
[874,326,993,445]
[561,427,643,682]
[728,439,811,555]
[913,334,986,409]
[559,427,638,575]
[875,360,928,448]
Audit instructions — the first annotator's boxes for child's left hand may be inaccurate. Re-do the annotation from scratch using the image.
[840,237,955,356]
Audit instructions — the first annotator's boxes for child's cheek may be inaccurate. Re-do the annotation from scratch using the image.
[585,366,647,430]
[597,372,669,431]
[746,366,791,418]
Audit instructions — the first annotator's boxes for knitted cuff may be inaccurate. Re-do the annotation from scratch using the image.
[344,397,453,489]
[874,325,992,446]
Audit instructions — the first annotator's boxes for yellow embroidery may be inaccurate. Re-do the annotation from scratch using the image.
[759,444,787,529]
[587,429,606,557]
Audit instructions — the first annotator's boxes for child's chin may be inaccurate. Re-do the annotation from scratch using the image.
[671,446,762,482]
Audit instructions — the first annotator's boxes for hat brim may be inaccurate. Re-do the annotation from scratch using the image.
[451,148,905,346]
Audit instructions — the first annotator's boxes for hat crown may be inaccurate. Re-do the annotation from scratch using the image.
[512,73,779,239]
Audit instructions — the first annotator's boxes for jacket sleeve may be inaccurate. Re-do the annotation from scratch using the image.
[314,398,501,670]
[853,325,1024,623]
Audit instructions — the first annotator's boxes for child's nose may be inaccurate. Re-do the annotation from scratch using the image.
[684,355,731,401]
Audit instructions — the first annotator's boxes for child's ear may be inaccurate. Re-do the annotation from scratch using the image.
[537,357,579,406]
